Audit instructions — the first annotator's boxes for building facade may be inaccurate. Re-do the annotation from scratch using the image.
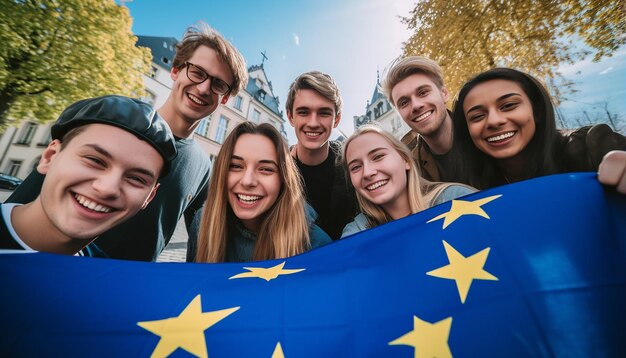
[353,73,410,139]
[0,35,286,178]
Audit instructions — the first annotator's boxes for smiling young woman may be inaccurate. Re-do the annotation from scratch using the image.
[340,125,475,238]
[193,122,331,263]
[451,68,626,190]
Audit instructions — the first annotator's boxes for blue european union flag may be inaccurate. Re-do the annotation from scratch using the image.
[1,173,625,357]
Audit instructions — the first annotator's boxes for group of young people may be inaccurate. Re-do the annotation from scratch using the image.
[1,23,625,263]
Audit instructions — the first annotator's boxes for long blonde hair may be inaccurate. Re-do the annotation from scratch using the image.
[195,122,310,262]
[343,125,429,229]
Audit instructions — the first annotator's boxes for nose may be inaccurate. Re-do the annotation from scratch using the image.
[240,168,258,187]
[92,172,122,198]
[363,161,377,178]
[195,77,213,95]
[307,113,321,128]
[410,97,424,113]
[485,110,507,129]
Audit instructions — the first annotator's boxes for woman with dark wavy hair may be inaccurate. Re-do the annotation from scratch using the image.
[450,67,626,190]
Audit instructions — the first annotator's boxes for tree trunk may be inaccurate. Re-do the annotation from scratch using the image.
[0,88,16,123]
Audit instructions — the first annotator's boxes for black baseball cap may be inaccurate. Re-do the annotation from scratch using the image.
[51,95,177,177]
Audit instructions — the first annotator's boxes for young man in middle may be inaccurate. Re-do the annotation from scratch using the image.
[380,56,455,182]
[286,71,358,240]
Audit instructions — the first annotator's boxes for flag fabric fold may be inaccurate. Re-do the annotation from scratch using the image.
[1,173,625,357]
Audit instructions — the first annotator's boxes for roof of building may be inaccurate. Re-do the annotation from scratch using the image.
[246,64,281,116]
[136,35,178,70]
[370,71,385,105]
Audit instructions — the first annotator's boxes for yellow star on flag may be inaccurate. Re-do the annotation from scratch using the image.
[427,240,498,303]
[271,342,285,358]
[389,315,453,358]
[137,295,239,358]
[229,261,305,282]
[427,194,502,229]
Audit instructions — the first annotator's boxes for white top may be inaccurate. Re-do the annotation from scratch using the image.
[1,203,35,252]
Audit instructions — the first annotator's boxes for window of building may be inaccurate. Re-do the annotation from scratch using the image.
[376,102,384,118]
[37,129,52,146]
[5,160,22,177]
[194,116,211,138]
[215,115,229,144]
[233,95,243,111]
[252,109,261,123]
[16,122,37,145]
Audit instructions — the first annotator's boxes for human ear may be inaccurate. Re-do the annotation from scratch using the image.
[170,66,180,81]
[220,94,230,105]
[333,113,341,128]
[141,183,160,210]
[37,140,62,175]
[441,87,450,103]
[287,111,294,126]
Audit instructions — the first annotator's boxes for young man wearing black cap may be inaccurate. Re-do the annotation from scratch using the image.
[8,23,248,260]
[0,95,176,254]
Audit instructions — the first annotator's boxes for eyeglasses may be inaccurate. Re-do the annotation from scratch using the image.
[183,62,231,96]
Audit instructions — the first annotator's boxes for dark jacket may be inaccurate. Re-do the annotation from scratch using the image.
[294,141,358,240]
[560,124,626,172]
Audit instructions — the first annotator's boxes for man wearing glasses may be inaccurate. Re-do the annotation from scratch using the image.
[8,23,248,261]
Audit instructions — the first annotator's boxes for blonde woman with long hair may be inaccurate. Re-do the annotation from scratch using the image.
[193,122,331,262]
[341,125,475,237]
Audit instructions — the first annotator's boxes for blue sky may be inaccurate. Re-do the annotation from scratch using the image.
[122,0,625,140]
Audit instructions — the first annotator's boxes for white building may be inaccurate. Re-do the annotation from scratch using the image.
[0,35,286,178]
[353,73,410,139]
[0,122,51,178]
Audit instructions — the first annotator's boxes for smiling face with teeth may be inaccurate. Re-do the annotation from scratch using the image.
[391,73,451,141]
[28,124,163,246]
[227,134,282,232]
[288,89,340,161]
[165,45,234,137]
[346,132,412,220]
[463,79,536,162]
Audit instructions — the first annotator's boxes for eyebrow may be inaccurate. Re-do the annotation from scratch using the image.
[232,155,279,167]
[396,84,431,102]
[191,62,227,83]
[465,92,521,114]
[294,106,334,112]
[84,144,157,179]
[347,147,386,166]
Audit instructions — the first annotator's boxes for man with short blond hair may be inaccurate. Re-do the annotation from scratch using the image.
[381,56,454,181]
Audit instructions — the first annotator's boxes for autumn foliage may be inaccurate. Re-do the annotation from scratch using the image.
[402,0,626,101]
[0,0,152,129]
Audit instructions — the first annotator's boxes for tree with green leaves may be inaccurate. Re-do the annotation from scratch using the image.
[0,0,151,129]
[402,0,625,101]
